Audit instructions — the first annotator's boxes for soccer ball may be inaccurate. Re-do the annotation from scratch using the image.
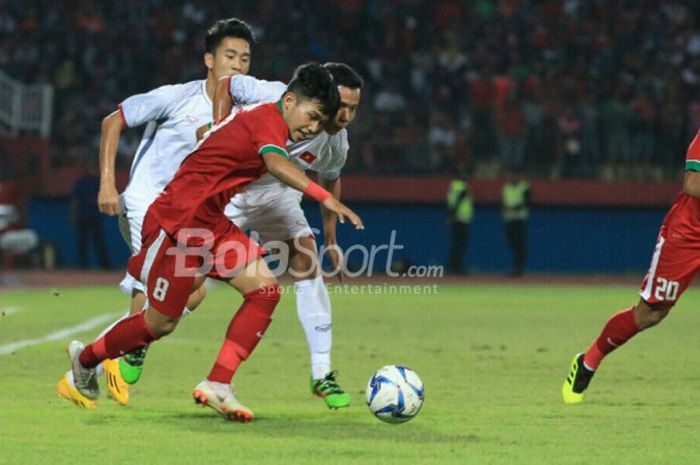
[366,365,424,423]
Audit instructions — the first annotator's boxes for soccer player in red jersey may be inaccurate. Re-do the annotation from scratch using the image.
[57,63,364,421]
[563,130,700,404]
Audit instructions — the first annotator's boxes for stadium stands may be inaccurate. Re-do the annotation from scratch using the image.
[2,1,699,179]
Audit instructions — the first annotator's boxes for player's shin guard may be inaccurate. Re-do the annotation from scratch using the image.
[78,312,159,369]
[295,275,332,380]
[207,285,280,384]
[583,307,640,370]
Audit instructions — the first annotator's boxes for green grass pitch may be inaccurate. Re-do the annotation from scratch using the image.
[1,282,700,465]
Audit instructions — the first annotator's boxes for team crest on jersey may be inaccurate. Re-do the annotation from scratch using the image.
[185,115,199,125]
[300,151,317,164]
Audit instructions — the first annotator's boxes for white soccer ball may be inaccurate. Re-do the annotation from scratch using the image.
[366,365,424,423]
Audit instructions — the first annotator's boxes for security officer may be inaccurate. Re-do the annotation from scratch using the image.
[447,169,474,274]
[502,172,530,276]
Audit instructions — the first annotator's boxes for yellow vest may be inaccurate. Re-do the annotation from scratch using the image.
[502,181,529,221]
[447,180,473,223]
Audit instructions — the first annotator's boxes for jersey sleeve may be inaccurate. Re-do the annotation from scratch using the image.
[118,84,185,128]
[319,130,349,180]
[229,75,287,106]
[249,108,290,159]
[685,130,700,172]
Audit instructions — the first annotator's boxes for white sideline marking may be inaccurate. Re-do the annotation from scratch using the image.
[0,313,116,355]
[1,307,20,316]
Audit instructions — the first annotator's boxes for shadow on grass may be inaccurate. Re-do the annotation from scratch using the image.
[159,410,482,445]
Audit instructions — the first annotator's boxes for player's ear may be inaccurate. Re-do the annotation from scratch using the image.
[282,91,296,110]
[204,52,214,71]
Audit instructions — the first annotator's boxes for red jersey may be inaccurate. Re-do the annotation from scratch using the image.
[664,130,700,238]
[149,101,289,237]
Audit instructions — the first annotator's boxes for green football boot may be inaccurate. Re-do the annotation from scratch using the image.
[311,370,351,409]
[119,345,149,385]
[562,353,595,404]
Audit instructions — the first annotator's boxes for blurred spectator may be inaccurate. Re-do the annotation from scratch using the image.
[2,1,700,180]
[496,94,527,170]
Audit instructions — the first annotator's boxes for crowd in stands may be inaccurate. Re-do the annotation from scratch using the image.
[2,0,700,180]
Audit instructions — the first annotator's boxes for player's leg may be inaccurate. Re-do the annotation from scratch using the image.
[59,224,200,407]
[288,235,350,409]
[107,210,208,397]
[92,213,150,403]
[563,226,698,404]
[58,304,178,408]
[116,282,206,390]
[245,189,351,408]
[193,257,280,422]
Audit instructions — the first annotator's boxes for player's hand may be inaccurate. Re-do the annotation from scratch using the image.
[325,240,345,282]
[98,184,121,216]
[321,197,364,230]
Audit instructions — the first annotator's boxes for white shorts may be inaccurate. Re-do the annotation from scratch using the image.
[225,186,314,244]
[118,194,148,295]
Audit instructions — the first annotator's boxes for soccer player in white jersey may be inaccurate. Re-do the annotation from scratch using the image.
[60,18,256,406]
[211,63,363,409]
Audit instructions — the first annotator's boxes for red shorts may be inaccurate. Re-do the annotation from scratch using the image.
[639,224,700,306]
[127,212,265,318]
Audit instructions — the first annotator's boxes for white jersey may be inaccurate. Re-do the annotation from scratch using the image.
[117,79,211,295]
[227,75,349,192]
[119,79,211,214]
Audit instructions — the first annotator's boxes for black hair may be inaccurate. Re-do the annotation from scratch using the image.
[323,62,364,90]
[286,63,340,118]
[205,18,255,54]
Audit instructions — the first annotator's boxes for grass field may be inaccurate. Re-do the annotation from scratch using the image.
[2,281,700,465]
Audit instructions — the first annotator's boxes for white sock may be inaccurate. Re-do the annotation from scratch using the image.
[295,275,332,380]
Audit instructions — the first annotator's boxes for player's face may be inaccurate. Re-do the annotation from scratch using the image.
[325,86,361,134]
[282,93,327,142]
[206,37,251,80]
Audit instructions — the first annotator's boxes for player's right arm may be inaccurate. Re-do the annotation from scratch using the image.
[682,170,700,198]
[262,152,363,230]
[97,110,127,215]
[213,77,234,122]
[99,84,185,214]
[215,75,287,121]
[198,76,288,141]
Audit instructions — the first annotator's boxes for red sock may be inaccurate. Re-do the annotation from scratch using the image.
[78,312,159,368]
[207,285,281,384]
[583,307,639,370]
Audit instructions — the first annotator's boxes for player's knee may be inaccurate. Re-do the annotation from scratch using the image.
[289,249,317,277]
[636,301,671,329]
[151,317,179,337]
[186,285,207,311]
[144,309,180,337]
[645,308,670,327]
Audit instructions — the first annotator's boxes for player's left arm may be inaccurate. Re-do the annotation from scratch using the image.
[320,176,341,241]
[320,176,344,279]
[683,170,700,199]
[318,130,349,240]
[262,152,363,230]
